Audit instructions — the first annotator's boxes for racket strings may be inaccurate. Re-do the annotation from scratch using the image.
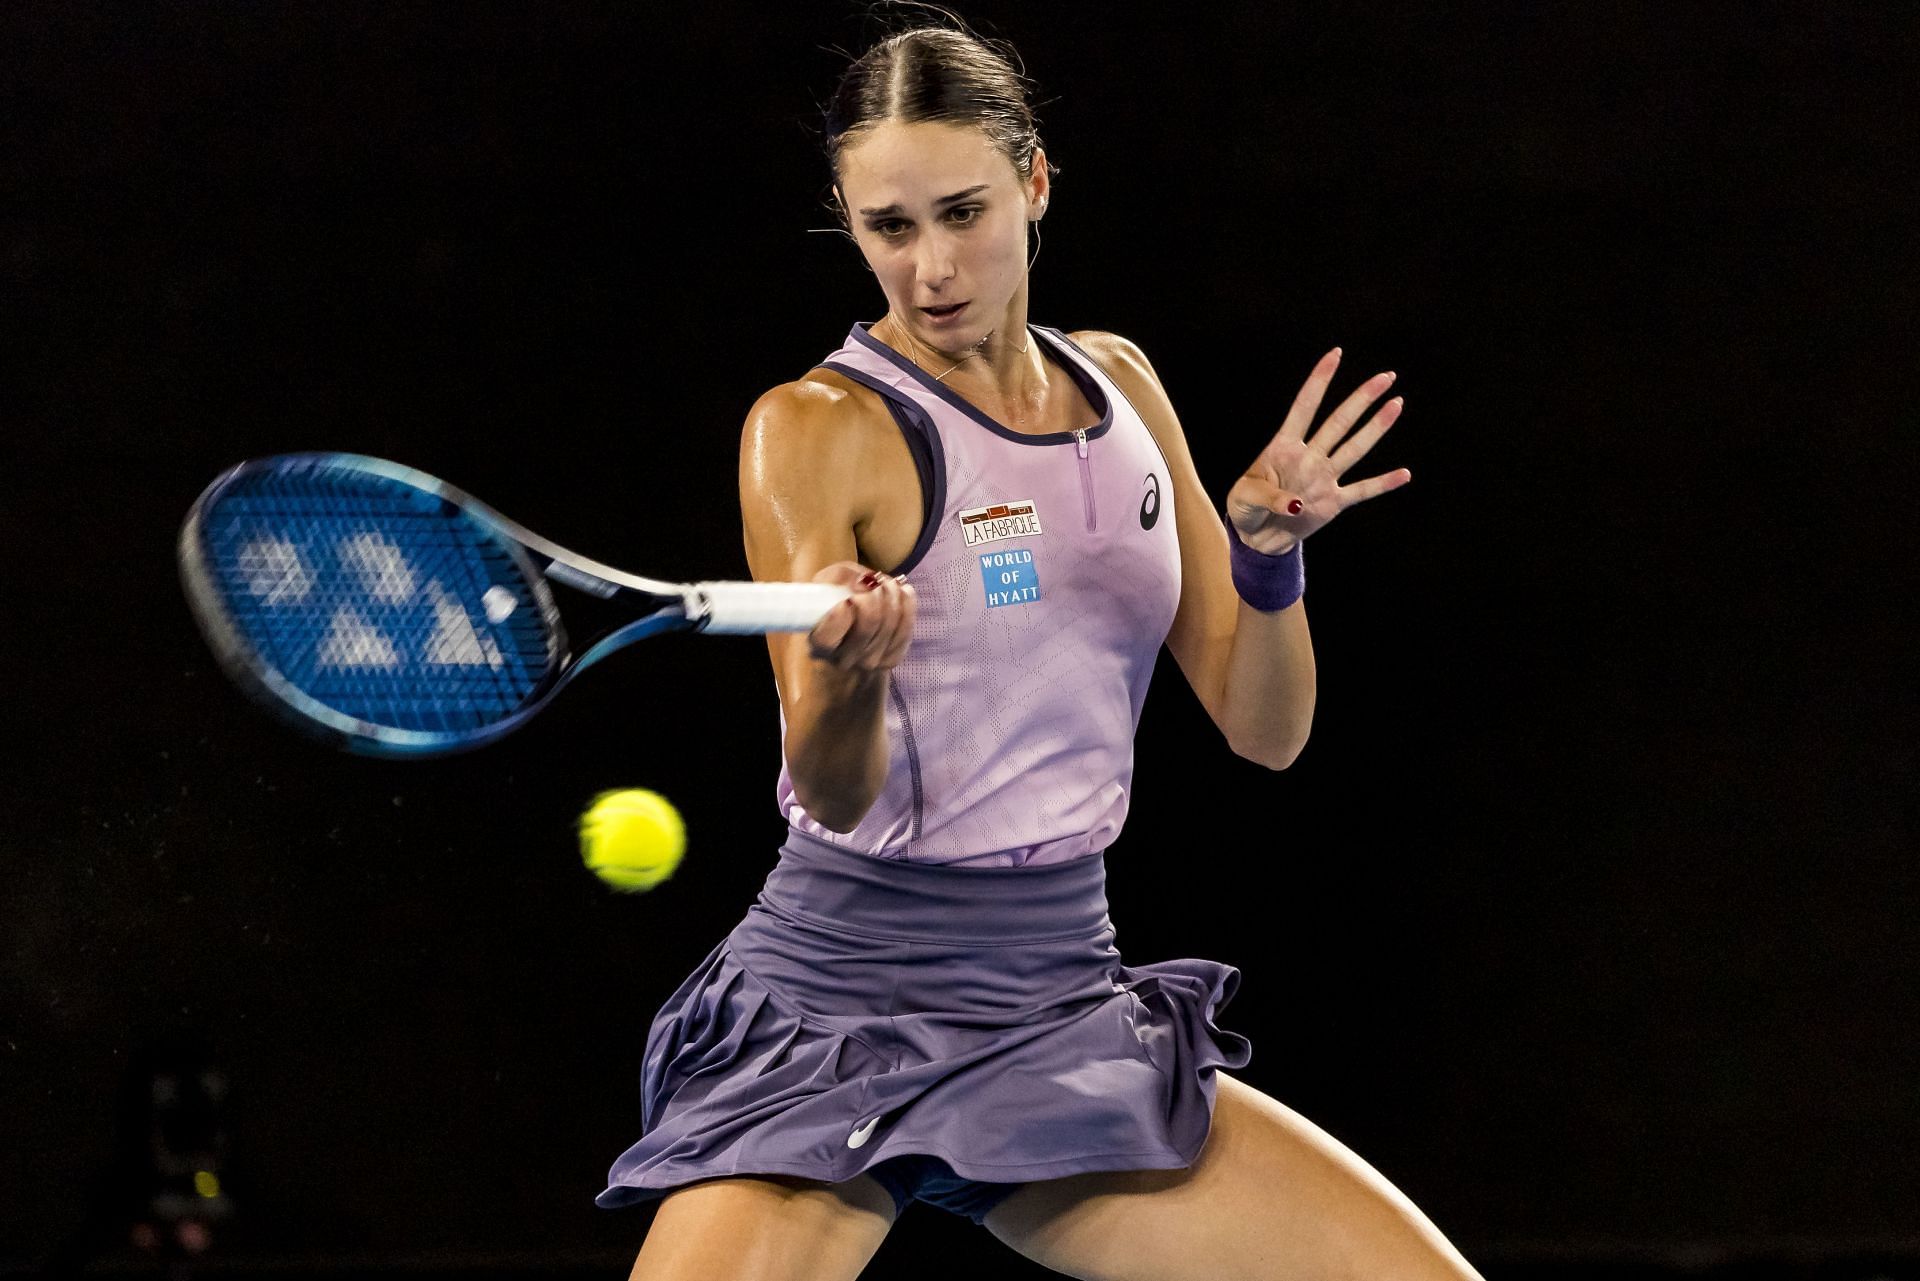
[206,476,555,733]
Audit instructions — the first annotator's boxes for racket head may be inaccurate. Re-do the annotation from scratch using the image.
[179,454,568,756]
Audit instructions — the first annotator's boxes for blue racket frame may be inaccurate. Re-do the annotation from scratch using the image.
[179,453,697,757]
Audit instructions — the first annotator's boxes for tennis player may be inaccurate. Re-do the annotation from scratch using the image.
[599,19,1481,1281]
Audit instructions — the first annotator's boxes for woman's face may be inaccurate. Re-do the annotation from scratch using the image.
[836,119,1046,353]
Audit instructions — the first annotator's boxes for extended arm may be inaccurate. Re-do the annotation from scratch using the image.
[740,382,918,830]
[1075,335,1407,769]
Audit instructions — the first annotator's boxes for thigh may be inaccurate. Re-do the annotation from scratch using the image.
[982,1073,1483,1281]
[630,1172,898,1281]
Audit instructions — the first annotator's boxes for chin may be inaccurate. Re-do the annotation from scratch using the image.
[920,321,984,353]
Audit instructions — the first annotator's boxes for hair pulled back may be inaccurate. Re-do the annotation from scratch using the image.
[823,10,1055,218]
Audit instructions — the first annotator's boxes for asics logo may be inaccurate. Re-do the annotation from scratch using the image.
[1139,472,1160,530]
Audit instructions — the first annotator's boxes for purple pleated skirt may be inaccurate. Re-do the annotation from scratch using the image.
[596,826,1252,1211]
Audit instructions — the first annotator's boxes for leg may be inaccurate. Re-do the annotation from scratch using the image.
[983,1073,1483,1281]
[630,1172,898,1281]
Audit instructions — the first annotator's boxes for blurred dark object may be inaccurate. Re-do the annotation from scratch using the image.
[38,1031,233,1279]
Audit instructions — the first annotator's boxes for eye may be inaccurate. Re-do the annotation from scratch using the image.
[871,220,909,238]
[948,205,984,226]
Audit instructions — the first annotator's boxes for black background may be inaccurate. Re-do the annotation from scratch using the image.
[4,1,1914,1276]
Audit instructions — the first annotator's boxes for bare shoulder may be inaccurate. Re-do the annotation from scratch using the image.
[1067,330,1152,380]
[740,367,895,479]
[743,368,883,447]
[739,366,925,573]
[1068,329,1172,405]
[1067,329,1181,434]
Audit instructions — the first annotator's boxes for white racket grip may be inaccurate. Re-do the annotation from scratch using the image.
[689,581,853,634]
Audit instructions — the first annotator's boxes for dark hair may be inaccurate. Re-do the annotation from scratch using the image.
[822,12,1056,219]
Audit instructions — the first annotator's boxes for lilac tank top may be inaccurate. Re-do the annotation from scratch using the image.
[774,322,1182,867]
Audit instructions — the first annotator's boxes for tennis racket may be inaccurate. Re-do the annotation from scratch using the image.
[178,453,847,757]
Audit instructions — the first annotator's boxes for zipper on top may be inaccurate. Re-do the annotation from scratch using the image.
[1073,428,1097,531]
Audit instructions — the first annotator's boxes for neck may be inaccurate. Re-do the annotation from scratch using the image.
[876,303,1038,389]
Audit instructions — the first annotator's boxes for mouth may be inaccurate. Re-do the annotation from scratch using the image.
[919,301,969,325]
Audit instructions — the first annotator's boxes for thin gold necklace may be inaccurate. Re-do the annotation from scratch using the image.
[880,313,1031,382]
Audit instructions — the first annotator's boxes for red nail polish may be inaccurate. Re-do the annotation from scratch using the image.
[1287,499,1303,515]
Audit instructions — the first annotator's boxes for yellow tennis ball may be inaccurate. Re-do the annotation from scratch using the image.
[578,789,685,892]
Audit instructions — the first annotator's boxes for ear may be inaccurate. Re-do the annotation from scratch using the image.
[1028,148,1051,220]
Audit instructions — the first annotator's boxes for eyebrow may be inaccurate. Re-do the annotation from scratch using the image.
[858,184,991,218]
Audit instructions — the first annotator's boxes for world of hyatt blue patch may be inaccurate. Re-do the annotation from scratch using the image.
[979,548,1040,607]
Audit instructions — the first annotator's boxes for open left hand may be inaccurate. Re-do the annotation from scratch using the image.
[1225,348,1410,553]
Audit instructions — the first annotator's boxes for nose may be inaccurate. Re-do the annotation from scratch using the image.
[914,229,957,292]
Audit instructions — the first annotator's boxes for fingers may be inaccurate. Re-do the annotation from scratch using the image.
[809,561,880,591]
[804,561,866,653]
[807,562,916,671]
[1228,474,1303,523]
[856,573,914,669]
[1275,348,1342,444]
[1306,369,1397,457]
[1327,395,1406,475]
[872,574,916,668]
[1336,467,1413,506]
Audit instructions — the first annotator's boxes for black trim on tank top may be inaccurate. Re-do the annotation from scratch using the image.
[849,323,1113,447]
[819,360,947,578]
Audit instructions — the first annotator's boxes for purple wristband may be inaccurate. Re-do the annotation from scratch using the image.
[1225,519,1305,611]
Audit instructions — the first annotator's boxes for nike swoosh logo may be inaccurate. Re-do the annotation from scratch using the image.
[846,1116,880,1149]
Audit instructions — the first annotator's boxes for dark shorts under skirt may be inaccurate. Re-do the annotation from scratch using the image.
[596,827,1252,1223]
